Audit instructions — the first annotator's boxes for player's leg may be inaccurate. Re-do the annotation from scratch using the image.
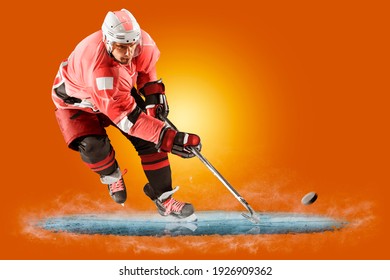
[128,136,195,219]
[76,135,127,204]
[54,108,126,204]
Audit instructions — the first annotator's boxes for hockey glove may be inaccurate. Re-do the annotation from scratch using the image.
[139,79,169,120]
[157,127,201,158]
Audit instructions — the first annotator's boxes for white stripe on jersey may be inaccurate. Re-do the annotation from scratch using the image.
[117,115,134,133]
[96,77,114,90]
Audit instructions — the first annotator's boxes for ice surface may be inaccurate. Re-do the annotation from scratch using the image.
[40,211,346,237]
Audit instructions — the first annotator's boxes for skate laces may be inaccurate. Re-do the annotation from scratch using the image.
[162,197,185,215]
[109,169,127,193]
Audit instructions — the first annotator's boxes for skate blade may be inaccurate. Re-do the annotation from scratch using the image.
[180,213,198,223]
[165,222,198,232]
[121,203,125,207]
[241,212,261,224]
[164,213,198,223]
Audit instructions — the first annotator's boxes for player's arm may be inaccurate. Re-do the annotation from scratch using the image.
[136,65,168,120]
[135,32,169,120]
[139,79,169,120]
[91,67,163,143]
[92,68,200,157]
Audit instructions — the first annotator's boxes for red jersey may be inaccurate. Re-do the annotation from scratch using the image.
[52,30,165,143]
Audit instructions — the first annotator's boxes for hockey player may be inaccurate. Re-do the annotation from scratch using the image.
[51,8,201,220]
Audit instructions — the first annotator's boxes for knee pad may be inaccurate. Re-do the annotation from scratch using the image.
[78,135,110,157]
[77,136,117,175]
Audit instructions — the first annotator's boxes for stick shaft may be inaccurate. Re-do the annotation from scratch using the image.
[161,116,255,215]
[190,147,256,215]
[190,148,242,200]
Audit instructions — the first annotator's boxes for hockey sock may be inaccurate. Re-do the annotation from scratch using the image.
[84,148,118,175]
[140,152,172,199]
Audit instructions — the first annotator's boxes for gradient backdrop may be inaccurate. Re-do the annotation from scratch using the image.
[1,0,389,259]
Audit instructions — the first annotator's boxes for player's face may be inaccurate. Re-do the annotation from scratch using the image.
[111,42,138,64]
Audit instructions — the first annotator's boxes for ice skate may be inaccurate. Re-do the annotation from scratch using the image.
[101,168,127,204]
[143,183,196,221]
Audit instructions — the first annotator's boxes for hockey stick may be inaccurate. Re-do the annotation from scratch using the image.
[160,115,260,224]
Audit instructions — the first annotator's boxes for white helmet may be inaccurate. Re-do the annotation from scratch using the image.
[102,9,142,55]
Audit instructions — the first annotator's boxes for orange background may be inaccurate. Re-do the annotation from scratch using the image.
[1,0,389,259]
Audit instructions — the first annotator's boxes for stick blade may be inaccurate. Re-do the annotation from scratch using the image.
[241,212,261,224]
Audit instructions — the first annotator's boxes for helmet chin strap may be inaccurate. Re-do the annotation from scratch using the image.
[102,41,117,62]
[103,36,113,54]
